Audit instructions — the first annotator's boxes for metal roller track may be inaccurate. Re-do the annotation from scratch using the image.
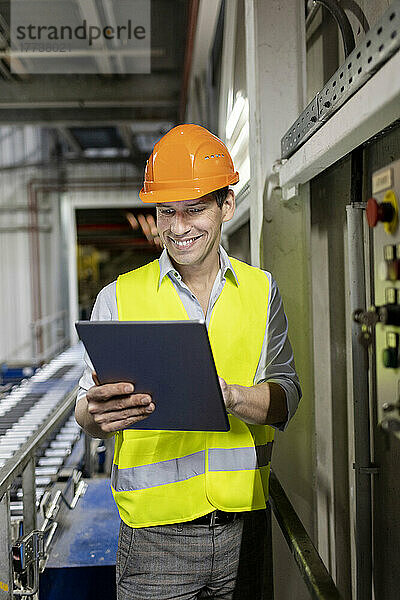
[0,345,84,515]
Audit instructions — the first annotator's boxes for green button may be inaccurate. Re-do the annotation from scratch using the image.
[384,245,395,261]
[385,287,397,304]
[387,331,398,348]
[383,347,398,369]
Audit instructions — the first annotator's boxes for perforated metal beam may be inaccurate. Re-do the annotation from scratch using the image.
[281,1,400,159]
[279,48,400,190]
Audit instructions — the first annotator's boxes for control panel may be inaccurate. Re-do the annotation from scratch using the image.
[366,159,400,438]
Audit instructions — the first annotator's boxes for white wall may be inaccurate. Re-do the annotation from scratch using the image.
[0,127,59,363]
[0,133,140,365]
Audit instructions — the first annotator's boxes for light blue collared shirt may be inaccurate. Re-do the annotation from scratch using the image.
[77,246,301,430]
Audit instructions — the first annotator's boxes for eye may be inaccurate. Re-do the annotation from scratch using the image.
[188,207,204,214]
[158,208,175,216]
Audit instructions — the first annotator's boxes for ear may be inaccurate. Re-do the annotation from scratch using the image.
[221,189,236,223]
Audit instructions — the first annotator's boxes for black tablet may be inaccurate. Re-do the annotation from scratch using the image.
[75,320,230,432]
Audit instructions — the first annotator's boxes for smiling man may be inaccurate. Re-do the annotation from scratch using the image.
[75,124,301,600]
[156,192,235,319]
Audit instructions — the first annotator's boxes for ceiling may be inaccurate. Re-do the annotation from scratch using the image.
[0,0,192,164]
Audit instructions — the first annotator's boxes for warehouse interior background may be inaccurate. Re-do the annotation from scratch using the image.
[0,0,399,599]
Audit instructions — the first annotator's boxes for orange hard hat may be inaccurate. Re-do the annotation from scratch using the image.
[139,124,239,203]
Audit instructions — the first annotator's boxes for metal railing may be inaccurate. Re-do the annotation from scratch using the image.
[30,311,69,364]
[269,470,343,600]
[0,389,78,599]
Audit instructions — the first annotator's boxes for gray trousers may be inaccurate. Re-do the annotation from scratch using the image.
[116,509,273,600]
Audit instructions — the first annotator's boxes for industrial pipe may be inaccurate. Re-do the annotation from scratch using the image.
[179,0,200,122]
[312,0,355,56]
[28,180,43,357]
[346,202,373,600]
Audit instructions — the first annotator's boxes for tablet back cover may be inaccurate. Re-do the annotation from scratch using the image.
[76,321,230,432]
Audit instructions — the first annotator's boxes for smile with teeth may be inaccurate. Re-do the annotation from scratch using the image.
[170,235,202,247]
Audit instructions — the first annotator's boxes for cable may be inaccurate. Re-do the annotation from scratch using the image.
[312,0,355,56]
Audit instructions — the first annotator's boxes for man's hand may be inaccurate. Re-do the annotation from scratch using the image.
[218,376,287,426]
[218,376,235,412]
[87,381,155,432]
[75,374,155,438]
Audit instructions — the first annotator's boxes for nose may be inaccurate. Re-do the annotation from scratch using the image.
[170,212,191,236]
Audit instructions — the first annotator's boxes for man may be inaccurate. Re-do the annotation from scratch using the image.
[75,124,301,599]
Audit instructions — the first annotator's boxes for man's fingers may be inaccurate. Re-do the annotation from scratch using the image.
[93,403,155,425]
[87,393,152,415]
[85,382,154,434]
[101,394,152,413]
[101,412,153,433]
[87,382,136,402]
[92,371,101,386]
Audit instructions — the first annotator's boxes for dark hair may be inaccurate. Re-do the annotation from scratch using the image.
[212,186,229,208]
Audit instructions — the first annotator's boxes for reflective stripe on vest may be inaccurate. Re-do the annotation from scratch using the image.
[209,442,273,472]
[111,443,273,492]
[112,450,206,492]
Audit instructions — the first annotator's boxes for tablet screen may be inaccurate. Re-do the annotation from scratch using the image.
[76,320,229,432]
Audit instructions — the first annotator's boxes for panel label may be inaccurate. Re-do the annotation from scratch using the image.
[373,168,393,195]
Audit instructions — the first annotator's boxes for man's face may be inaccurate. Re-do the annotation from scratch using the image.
[156,192,235,267]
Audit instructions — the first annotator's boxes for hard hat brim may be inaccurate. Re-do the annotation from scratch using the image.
[139,172,239,203]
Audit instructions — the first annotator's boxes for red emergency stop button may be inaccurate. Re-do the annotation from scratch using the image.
[366,197,395,228]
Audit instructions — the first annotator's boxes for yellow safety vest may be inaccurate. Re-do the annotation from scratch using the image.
[112,256,275,528]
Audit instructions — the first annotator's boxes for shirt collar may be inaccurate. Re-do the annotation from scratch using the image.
[158,245,239,288]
